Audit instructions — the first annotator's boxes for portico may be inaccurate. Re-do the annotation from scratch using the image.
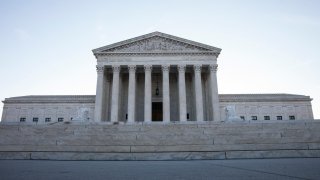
[93,32,221,123]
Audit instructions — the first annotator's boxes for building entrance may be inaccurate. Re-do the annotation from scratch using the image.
[152,102,163,121]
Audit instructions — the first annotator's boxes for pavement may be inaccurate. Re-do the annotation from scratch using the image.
[0,158,320,180]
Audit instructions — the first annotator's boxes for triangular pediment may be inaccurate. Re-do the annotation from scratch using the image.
[92,32,221,54]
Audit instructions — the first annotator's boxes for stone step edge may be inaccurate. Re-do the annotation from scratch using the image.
[0,143,318,152]
[1,149,320,160]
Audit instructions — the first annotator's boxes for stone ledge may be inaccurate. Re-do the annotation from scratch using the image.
[0,150,319,160]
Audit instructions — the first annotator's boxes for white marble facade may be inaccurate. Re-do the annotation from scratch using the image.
[92,32,221,123]
[0,32,314,123]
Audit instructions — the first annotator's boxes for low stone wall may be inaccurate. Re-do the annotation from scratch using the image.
[0,121,319,160]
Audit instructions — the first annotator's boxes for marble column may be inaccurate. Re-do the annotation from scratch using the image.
[94,65,105,122]
[162,65,170,123]
[127,65,136,123]
[103,74,111,121]
[144,65,152,123]
[110,65,120,123]
[178,64,187,122]
[209,64,221,121]
[194,65,204,122]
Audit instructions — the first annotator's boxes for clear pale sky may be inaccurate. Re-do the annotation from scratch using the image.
[0,0,319,119]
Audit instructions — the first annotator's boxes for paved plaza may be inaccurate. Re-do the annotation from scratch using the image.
[0,158,320,180]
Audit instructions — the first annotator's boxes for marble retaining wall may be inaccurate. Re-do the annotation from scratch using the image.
[0,121,319,160]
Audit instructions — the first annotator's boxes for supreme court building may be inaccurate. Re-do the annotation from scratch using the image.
[1,32,314,123]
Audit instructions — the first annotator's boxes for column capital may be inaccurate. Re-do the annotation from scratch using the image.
[178,64,186,72]
[112,65,120,73]
[128,65,136,73]
[194,64,202,72]
[209,64,218,73]
[144,65,152,72]
[96,65,104,74]
[162,65,170,72]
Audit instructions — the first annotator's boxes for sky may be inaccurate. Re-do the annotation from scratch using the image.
[0,0,319,119]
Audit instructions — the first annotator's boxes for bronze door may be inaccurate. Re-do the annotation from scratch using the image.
[152,102,163,121]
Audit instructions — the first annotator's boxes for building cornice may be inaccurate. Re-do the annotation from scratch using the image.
[2,94,312,104]
[2,95,95,104]
[95,51,219,57]
[219,94,312,102]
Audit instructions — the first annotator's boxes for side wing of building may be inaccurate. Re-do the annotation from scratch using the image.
[1,95,95,123]
[219,94,314,121]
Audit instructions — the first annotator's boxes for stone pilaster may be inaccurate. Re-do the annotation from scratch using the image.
[178,64,187,122]
[144,65,152,123]
[94,65,105,122]
[162,65,170,123]
[194,65,204,122]
[209,64,220,121]
[110,65,120,123]
[127,65,136,123]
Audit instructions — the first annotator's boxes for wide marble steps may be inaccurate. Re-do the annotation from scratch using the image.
[0,121,320,160]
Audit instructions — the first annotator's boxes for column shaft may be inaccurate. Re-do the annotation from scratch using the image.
[178,65,187,122]
[103,75,111,121]
[210,64,221,121]
[194,65,204,121]
[162,65,170,123]
[110,65,120,123]
[127,65,136,123]
[94,65,105,122]
[144,65,152,123]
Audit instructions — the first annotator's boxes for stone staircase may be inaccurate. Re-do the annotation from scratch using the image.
[0,121,320,160]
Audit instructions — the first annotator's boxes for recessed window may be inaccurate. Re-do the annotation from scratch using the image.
[251,116,257,120]
[20,117,26,122]
[58,118,64,122]
[33,117,39,122]
[264,116,270,120]
[240,116,245,120]
[289,116,295,120]
[277,116,282,120]
[45,118,51,122]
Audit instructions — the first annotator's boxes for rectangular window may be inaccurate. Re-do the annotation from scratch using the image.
[264,116,270,120]
[251,116,257,120]
[276,116,282,120]
[58,118,64,122]
[33,117,39,122]
[240,116,245,120]
[45,118,51,122]
[289,116,295,120]
[20,117,26,122]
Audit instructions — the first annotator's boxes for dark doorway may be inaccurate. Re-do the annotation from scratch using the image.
[152,102,163,121]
